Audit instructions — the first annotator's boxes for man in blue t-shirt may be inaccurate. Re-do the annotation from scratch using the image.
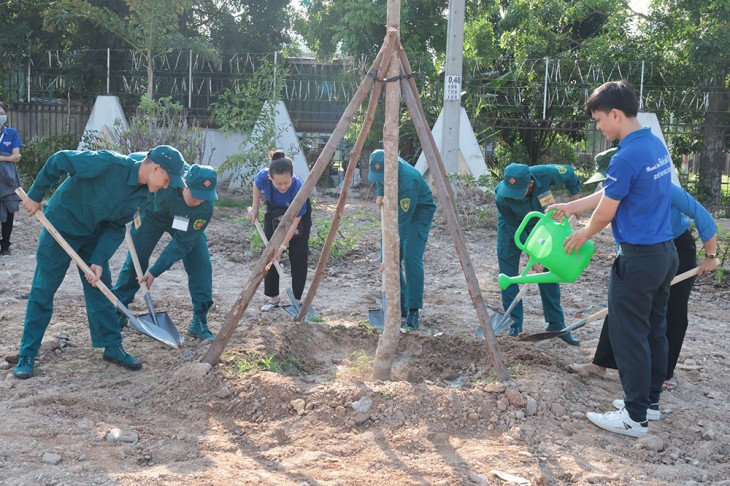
[563,80,679,438]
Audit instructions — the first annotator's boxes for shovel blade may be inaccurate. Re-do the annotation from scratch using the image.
[140,311,184,346]
[367,291,386,330]
[475,311,515,338]
[518,317,588,342]
[281,304,298,318]
[128,314,180,348]
[286,287,319,320]
[367,309,385,330]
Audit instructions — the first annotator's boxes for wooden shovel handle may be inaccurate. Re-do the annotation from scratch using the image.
[250,210,287,279]
[124,224,150,290]
[15,187,122,308]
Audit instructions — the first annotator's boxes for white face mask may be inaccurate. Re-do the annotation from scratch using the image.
[0,115,6,126]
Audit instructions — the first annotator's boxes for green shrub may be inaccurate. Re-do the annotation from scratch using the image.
[85,95,206,163]
[18,133,80,186]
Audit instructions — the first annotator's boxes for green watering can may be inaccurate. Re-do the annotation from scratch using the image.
[498,209,595,290]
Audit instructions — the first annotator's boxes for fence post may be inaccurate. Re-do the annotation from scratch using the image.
[543,57,549,119]
[188,49,193,108]
[26,63,31,102]
[107,48,110,94]
[639,60,645,111]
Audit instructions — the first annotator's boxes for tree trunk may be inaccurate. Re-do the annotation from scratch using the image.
[698,88,729,207]
[372,0,402,381]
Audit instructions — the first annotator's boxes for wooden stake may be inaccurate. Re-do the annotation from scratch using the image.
[203,38,393,366]
[296,38,396,322]
[397,48,511,382]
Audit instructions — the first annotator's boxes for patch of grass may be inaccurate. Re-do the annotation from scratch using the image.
[381,389,395,401]
[347,349,373,375]
[230,350,296,375]
[308,315,327,323]
[216,195,250,209]
[509,362,528,377]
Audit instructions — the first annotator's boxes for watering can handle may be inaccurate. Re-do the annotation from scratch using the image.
[513,209,569,252]
[514,209,570,251]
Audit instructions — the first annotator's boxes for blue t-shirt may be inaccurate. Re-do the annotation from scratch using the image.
[603,128,673,245]
[254,169,307,217]
[0,126,23,154]
[670,184,717,242]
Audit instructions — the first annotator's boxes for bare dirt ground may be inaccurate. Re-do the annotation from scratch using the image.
[1,187,730,486]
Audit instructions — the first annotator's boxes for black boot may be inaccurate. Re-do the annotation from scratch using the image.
[0,240,10,256]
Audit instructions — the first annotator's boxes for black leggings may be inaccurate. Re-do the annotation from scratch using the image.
[592,230,697,380]
[1,211,14,248]
[263,209,312,301]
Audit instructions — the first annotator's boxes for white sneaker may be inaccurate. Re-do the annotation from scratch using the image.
[586,408,648,438]
[612,399,660,421]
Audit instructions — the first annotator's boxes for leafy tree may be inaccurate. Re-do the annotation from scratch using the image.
[44,0,218,97]
[211,61,292,183]
[295,0,448,60]
[184,0,294,55]
[638,0,730,206]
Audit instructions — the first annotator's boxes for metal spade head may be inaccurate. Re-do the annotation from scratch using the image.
[286,287,319,320]
[367,291,386,330]
[475,311,515,339]
[127,312,181,348]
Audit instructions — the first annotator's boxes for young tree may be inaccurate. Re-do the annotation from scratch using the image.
[44,0,217,97]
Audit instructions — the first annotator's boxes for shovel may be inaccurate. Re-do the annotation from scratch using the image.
[518,266,701,342]
[16,187,180,349]
[252,217,319,320]
[476,283,529,338]
[368,206,386,330]
[124,224,183,346]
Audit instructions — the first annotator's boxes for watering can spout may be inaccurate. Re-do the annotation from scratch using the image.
[498,270,565,290]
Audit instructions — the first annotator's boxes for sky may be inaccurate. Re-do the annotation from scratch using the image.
[629,0,651,14]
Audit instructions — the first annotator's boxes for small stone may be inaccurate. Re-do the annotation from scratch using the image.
[290,399,306,415]
[107,428,139,444]
[497,398,509,411]
[354,412,371,425]
[701,430,716,441]
[525,397,538,417]
[259,444,270,452]
[216,386,232,398]
[335,406,346,417]
[638,435,664,452]
[550,403,567,416]
[440,369,459,381]
[0,361,10,370]
[468,413,479,421]
[351,396,373,413]
[41,453,62,465]
[484,383,506,393]
[173,362,211,380]
[505,388,527,408]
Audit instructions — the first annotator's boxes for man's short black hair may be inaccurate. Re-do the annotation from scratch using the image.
[585,80,638,118]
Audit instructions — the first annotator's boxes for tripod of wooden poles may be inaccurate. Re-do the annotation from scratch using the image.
[203,1,510,382]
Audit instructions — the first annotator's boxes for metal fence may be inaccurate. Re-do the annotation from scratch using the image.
[6,101,92,141]
[1,50,727,208]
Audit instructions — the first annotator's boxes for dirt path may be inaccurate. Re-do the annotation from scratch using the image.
[1,189,729,485]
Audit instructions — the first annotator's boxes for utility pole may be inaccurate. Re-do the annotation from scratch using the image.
[441,0,465,174]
